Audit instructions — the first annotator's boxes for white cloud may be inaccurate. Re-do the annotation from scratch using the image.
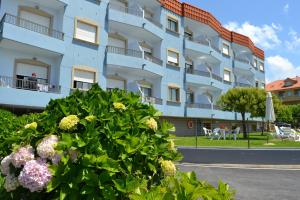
[285,30,300,52]
[224,21,282,50]
[283,3,289,13]
[266,55,300,82]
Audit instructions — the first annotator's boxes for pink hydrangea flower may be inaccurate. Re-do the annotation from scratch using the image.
[1,154,13,175]
[18,160,52,192]
[12,145,35,168]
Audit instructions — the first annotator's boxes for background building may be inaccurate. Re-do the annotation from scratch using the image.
[267,76,300,105]
[0,0,265,135]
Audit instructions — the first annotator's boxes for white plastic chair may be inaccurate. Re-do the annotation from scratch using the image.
[232,127,240,140]
[203,127,212,138]
[210,128,221,140]
[274,126,290,140]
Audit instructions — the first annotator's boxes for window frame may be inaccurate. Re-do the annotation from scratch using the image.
[259,62,264,72]
[14,58,51,84]
[74,17,99,45]
[18,6,53,30]
[72,66,97,91]
[167,16,179,33]
[222,43,230,56]
[167,49,180,67]
[168,86,180,103]
[223,69,231,82]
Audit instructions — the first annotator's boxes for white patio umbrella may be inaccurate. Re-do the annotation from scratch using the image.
[265,92,276,137]
[265,92,276,123]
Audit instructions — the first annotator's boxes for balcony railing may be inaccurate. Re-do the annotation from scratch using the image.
[142,96,163,105]
[144,53,163,66]
[145,17,163,28]
[212,73,223,82]
[187,103,212,109]
[235,57,250,65]
[235,82,252,87]
[223,80,232,85]
[186,68,211,78]
[109,3,143,17]
[211,45,221,53]
[185,36,210,46]
[0,76,61,93]
[213,104,222,110]
[1,13,64,40]
[106,46,142,58]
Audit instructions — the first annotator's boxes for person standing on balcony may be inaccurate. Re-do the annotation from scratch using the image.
[28,72,37,90]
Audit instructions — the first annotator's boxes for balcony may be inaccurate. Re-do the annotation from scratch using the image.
[0,76,60,93]
[142,96,163,105]
[108,3,163,40]
[186,68,224,89]
[279,95,300,104]
[0,13,65,55]
[187,103,212,109]
[184,37,222,61]
[0,76,62,108]
[235,82,253,88]
[106,46,164,77]
[234,57,252,71]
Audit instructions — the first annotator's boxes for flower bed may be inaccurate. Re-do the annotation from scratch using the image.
[0,85,234,199]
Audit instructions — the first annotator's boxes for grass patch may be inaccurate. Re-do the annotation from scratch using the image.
[174,132,300,148]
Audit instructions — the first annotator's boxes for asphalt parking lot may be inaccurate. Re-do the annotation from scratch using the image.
[179,164,300,200]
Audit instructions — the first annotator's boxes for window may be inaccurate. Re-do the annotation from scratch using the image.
[18,6,52,35]
[255,81,259,88]
[74,18,99,44]
[222,43,230,56]
[185,60,193,73]
[259,62,264,71]
[167,17,178,33]
[141,87,152,97]
[186,91,194,104]
[167,50,179,66]
[168,87,180,102]
[284,81,293,87]
[286,90,292,96]
[107,78,125,91]
[15,59,50,90]
[73,67,96,90]
[253,59,258,68]
[261,83,265,89]
[223,70,231,82]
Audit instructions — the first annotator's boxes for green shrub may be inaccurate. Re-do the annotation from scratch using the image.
[0,85,234,199]
[0,109,40,158]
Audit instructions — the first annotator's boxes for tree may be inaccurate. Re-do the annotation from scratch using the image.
[276,105,293,123]
[218,87,260,139]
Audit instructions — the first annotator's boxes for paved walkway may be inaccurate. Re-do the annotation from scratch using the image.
[179,163,300,200]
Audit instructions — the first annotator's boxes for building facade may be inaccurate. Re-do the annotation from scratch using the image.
[267,77,300,105]
[0,0,265,135]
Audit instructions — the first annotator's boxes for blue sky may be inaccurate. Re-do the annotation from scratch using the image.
[183,0,300,83]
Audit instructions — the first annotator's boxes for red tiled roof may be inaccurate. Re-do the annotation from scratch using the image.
[266,77,300,92]
[159,0,264,60]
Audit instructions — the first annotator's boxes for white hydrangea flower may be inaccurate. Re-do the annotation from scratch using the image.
[37,135,58,160]
[1,154,13,175]
[4,175,19,192]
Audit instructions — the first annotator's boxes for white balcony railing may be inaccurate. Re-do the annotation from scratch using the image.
[1,13,64,40]
[0,76,61,93]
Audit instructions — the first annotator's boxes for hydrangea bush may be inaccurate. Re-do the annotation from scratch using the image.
[0,85,234,199]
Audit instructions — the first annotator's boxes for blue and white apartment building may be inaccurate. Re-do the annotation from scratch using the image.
[0,0,265,135]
